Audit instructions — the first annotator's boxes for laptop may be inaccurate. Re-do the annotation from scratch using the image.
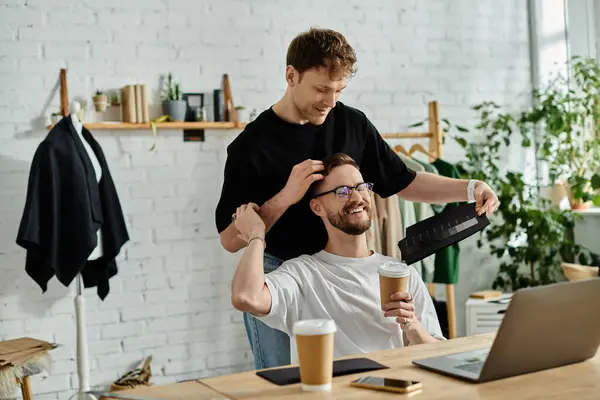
[412,278,600,382]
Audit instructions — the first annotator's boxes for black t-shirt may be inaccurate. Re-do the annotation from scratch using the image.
[215,102,416,261]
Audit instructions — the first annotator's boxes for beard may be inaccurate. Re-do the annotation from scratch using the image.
[325,201,372,235]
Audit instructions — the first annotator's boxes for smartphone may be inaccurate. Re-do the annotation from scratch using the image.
[350,376,423,393]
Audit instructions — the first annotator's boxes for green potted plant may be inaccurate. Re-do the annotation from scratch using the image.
[93,90,108,112]
[235,105,247,122]
[532,56,600,209]
[435,106,598,292]
[445,79,599,291]
[160,72,186,122]
[452,116,595,292]
[110,91,120,106]
[410,57,600,292]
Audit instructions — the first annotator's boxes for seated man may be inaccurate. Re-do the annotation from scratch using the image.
[231,153,444,359]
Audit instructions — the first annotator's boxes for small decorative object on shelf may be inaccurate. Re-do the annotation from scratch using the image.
[160,72,186,122]
[93,90,108,112]
[120,84,149,123]
[182,93,205,121]
[50,111,63,124]
[235,105,248,122]
[109,90,120,106]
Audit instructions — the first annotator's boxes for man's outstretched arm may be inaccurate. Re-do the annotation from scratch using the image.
[398,172,499,215]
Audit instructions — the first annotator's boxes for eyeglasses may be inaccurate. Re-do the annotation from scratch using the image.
[313,182,374,201]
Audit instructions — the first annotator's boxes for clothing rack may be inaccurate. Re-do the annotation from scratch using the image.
[381,100,457,340]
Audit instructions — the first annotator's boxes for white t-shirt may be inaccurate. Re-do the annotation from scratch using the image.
[258,250,445,360]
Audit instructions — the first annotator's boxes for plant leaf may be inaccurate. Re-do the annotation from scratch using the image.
[454,137,468,148]
[408,121,425,128]
[591,173,600,190]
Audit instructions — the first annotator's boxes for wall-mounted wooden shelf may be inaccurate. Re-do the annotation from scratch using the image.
[47,121,247,130]
[52,68,247,141]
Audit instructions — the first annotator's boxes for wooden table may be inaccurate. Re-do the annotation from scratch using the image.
[109,380,231,400]
[199,333,600,399]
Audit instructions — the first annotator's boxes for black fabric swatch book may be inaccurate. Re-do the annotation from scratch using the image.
[256,357,388,385]
[398,202,490,265]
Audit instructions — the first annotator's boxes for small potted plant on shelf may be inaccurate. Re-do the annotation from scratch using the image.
[235,105,247,122]
[93,90,108,112]
[50,111,63,124]
[160,72,186,122]
[110,90,120,106]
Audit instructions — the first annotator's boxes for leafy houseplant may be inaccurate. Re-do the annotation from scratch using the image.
[93,90,108,112]
[531,56,600,208]
[410,56,600,292]
[160,72,186,122]
[450,107,596,292]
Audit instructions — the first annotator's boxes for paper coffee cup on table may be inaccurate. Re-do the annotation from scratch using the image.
[378,262,410,306]
[293,319,336,392]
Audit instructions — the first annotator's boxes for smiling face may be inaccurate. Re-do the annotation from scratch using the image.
[310,163,373,236]
[287,65,347,125]
[284,28,356,125]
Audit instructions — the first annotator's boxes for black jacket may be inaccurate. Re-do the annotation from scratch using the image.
[16,117,129,300]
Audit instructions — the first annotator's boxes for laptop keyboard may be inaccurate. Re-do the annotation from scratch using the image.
[398,202,490,265]
[454,361,485,374]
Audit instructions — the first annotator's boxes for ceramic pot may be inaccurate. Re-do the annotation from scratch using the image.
[162,100,187,122]
[93,94,108,112]
[236,108,248,122]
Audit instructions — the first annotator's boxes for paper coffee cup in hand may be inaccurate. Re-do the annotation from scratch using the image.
[378,262,410,306]
[293,319,336,392]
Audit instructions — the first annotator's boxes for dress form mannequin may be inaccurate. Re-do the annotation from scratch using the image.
[68,101,98,400]
[69,103,104,260]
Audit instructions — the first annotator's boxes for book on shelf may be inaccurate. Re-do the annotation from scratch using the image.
[120,84,149,124]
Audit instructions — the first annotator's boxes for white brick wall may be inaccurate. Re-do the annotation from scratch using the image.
[0,0,530,398]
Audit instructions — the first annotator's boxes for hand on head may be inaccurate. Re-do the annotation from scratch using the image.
[280,159,325,206]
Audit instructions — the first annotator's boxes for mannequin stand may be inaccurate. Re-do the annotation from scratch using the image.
[66,274,96,400]
[67,100,98,400]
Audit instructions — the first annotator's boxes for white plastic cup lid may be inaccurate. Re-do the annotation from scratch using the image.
[293,319,337,336]
[378,262,410,278]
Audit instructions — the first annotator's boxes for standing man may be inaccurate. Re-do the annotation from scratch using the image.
[215,27,499,369]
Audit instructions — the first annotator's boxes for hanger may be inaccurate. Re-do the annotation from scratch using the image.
[408,143,434,159]
[69,101,83,135]
[393,145,410,156]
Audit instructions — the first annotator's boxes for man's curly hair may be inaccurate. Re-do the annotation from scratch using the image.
[310,153,360,198]
[286,27,358,81]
